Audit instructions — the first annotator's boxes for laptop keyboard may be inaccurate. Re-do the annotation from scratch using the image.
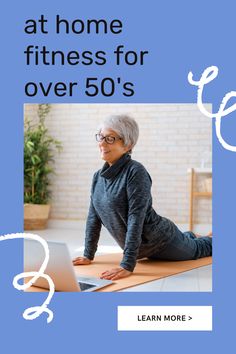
[78,282,96,291]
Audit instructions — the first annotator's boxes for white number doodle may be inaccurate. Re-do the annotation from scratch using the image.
[0,233,55,323]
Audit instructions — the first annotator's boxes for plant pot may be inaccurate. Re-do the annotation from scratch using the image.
[24,204,51,230]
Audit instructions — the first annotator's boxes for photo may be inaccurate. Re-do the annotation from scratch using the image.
[24,103,212,292]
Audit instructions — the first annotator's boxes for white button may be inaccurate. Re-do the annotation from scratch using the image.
[117,306,212,331]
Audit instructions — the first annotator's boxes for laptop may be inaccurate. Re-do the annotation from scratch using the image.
[24,239,113,292]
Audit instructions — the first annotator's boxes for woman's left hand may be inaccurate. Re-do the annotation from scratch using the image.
[100,267,132,280]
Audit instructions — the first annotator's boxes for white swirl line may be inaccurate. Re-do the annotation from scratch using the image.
[188,65,236,152]
[0,233,55,323]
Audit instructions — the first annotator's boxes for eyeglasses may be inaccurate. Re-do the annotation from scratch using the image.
[95,133,122,145]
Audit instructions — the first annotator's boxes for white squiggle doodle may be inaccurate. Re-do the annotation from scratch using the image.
[0,233,55,323]
[188,65,236,152]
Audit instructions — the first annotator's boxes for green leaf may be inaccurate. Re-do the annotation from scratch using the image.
[24,104,63,205]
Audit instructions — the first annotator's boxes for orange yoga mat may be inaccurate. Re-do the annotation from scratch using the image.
[77,253,212,292]
[26,253,212,292]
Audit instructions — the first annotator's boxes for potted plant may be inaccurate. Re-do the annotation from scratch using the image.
[24,104,62,230]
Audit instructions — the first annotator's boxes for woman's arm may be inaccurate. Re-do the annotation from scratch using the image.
[83,200,102,260]
[120,164,152,272]
[73,200,101,265]
[73,172,102,264]
[100,164,152,280]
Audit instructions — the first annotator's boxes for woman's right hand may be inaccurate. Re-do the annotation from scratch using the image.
[72,256,92,266]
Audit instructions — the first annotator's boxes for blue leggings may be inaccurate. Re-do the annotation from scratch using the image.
[149,231,212,261]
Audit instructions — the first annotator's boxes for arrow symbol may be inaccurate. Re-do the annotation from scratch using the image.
[188,316,192,320]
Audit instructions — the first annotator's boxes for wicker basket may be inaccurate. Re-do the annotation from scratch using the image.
[24,204,51,230]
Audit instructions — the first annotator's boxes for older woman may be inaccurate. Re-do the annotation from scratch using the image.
[73,115,212,280]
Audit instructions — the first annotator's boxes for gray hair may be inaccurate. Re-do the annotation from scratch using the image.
[99,114,139,153]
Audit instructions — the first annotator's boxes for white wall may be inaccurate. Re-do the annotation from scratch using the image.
[24,103,212,226]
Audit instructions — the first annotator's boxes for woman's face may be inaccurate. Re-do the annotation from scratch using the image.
[98,128,131,165]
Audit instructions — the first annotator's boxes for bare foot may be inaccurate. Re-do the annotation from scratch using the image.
[195,233,201,238]
[195,232,212,238]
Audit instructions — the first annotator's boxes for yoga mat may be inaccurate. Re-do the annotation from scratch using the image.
[77,253,212,292]
[26,253,212,292]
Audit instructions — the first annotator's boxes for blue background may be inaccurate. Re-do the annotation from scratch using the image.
[0,0,235,352]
